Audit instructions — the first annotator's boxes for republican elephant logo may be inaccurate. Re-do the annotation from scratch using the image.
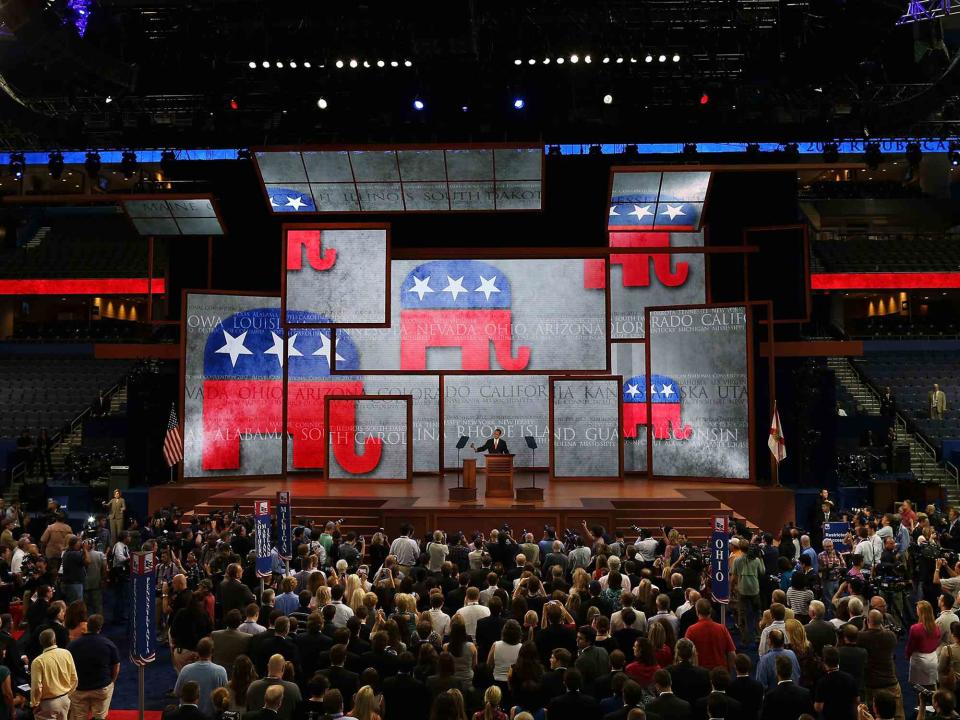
[399,260,531,370]
[584,233,689,290]
[286,229,337,271]
[201,308,381,474]
[622,373,693,440]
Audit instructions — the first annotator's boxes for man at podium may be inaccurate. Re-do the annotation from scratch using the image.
[471,428,509,454]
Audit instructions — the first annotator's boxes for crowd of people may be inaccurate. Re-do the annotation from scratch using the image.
[8,490,960,720]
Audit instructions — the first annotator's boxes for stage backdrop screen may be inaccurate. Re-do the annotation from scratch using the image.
[326,398,410,480]
[611,343,648,473]
[551,378,621,478]
[285,227,388,325]
[184,293,283,478]
[341,258,607,372]
[443,375,549,469]
[648,306,750,479]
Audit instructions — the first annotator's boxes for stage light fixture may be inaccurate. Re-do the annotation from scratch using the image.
[119,150,138,179]
[543,58,550,64]
[616,57,624,64]
[630,57,637,63]
[461,105,469,112]
[864,141,882,170]
[683,143,698,158]
[645,54,653,63]
[229,97,239,110]
[304,61,312,68]
[602,57,610,64]
[905,141,922,169]
[336,60,344,68]
[570,54,579,63]
[700,92,709,105]
[289,61,297,69]
[514,59,521,65]
[584,55,592,63]
[376,60,384,67]
[588,144,602,155]
[513,98,525,109]
[275,61,283,68]
[261,61,270,69]
[556,57,565,64]
[404,60,412,67]
[413,98,425,111]
[160,149,176,177]
[658,54,666,62]
[248,61,256,69]
[9,153,24,180]
[950,141,960,166]
[84,151,101,176]
[390,61,399,67]
[104,95,113,104]
[363,61,371,68]
[673,53,680,62]
[603,93,613,105]
[349,59,358,68]
[47,151,64,179]
[822,142,839,163]
[528,58,536,65]
[317,97,328,109]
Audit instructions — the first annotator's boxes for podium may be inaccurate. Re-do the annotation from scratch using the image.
[485,454,514,498]
[449,459,477,501]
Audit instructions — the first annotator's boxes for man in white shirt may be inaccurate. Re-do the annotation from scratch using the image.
[598,556,632,594]
[854,528,877,570]
[11,537,28,577]
[675,588,698,619]
[634,530,659,564]
[937,594,960,643]
[452,587,490,638]
[328,585,354,628]
[388,524,420,573]
[935,558,960,600]
[758,603,788,655]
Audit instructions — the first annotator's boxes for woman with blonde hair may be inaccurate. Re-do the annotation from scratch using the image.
[306,570,326,598]
[633,578,654,615]
[784,619,820,689]
[472,685,507,720]
[430,688,468,720]
[349,587,367,614]
[571,568,591,598]
[312,584,332,610]
[908,600,942,692]
[351,685,382,720]
[345,573,362,601]
[522,610,539,643]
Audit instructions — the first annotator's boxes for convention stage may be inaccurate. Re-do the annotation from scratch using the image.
[149,474,794,542]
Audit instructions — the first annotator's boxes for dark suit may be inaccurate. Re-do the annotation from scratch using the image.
[541,667,569,699]
[241,709,281,720]
[475,438,509,454]
[535,624,577,665]
[211,628,251,677]
[804,619,837,656]
[219,577,256,618]
[759,681,814,720]
[475,614,507,660]
[547,691,602,720]
[163,705,208,720]
[249,631,300,677]
[667,662,711,705]
[727,676,763,720]
[319,666,359,704]
[692,692,741,720]
[647,692,691,720]
[294,631,332,679]
[603,707,662,720]
[382,673,431,720]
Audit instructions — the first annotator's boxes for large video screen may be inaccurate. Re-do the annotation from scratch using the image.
[551,378,621,478]
[326,397,411,480]
[442,375,550,469]
[285,227,388,325]
[647,306,750,479]
[611,343,648,473]
[341,258,608,372]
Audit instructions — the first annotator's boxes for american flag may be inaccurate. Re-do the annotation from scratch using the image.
[163,403,183,467]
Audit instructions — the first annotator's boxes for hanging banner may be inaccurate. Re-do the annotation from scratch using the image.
[276,492,292,560]
[130,551,157,665]
[254,500,272,577]
[711,516,730,605]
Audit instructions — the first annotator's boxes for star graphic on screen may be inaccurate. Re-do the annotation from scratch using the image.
[629,204,653,220]
[312,331,345,367]
[625,383,640,398]
[661,204,685,220]
[660,383,675,398]
[285,196,307,210]
[269,196,279,208]
[263,331,302,368]
[650,384,659,396]
[475,275,501,301]
[443,275,467,300]
[215,329,253,367]
[609,205,620,217]
[407,275,434,301]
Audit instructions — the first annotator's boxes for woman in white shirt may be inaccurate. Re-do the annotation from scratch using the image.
[487,619,523,682]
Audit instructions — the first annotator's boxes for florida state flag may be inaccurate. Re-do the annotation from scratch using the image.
[768,403,786,464]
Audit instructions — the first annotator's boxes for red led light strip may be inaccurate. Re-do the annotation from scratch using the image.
[0,278,166,295]
[811,272,960,290]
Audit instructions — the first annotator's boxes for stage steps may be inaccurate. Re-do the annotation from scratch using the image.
[613,496,752,543]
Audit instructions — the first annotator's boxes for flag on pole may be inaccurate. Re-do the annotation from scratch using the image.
[163,404,183,467]
[768,402,786,463]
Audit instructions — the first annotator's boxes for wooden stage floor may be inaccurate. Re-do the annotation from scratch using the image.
[150,473,795,541]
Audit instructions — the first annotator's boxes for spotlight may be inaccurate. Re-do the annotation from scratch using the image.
[528,58,536,65]
[104,95,113,104]
[160,149,176,176]
[864,141,882,170]
[782,142,800,162]
[658,54,666,62]
[9,152,24,180]
[349,59,358,68]
[362,61,370,68]
[461,105,469,112]
[905,141,922,169]
[822,142,839,163]
[262,61,270,69]
[514,59,522,66]
[513,98,525,109]
[602,57,610,64]
[390,61,399,67]
[275,61,283,69]
[229,97,239,111]
[570,54,579,63]
[336,60,344,68]
[47,151,64,179]
[290,61,299,69]
[950,141,960,167]
[672,53,680,62]
[543,58,550,64]
[584,55,592,63]
[699,92,709,105]
[602,93,613,105]
[317,97,328,110]
[616,57,624,64]
[119,150,138,179]
[413,98,425,111]
[248,61,256,69]
[404,60,412,67]
[644,54,653,63]
[683,143,698,158]
[376,60,384,68]
[304,61,312,68]
[588,144,602,155]
[556,57,565,64]
[84,151,101,177]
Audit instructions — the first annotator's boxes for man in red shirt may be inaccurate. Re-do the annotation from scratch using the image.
[684,598,736,672]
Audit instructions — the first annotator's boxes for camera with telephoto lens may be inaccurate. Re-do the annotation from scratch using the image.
[919,542,958,565]
[677,541,706,569]
[629,525,642,534]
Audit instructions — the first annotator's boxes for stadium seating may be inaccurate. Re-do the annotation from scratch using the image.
[813,234,960,273]
[846,316,959,339]
[0,354,134,439]
[800,179,926,199]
